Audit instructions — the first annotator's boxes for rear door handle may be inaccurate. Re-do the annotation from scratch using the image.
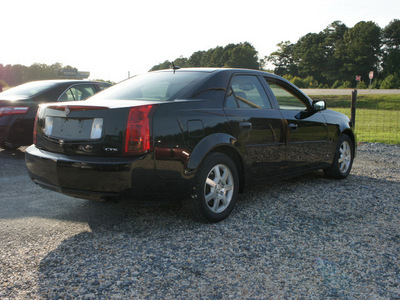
[239,122,252,132]
[288,123,298,131]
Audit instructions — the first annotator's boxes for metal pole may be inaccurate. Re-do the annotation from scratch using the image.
[351,89,357,128]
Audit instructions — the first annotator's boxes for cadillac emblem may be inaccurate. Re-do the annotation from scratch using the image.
[64,107,70,116]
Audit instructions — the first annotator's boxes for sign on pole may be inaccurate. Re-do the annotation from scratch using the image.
[369,71,374,90]
[356,75,361,81]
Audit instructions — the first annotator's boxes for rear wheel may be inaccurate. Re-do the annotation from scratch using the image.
[191,153,239,223]
[323,134,353,179]
[0,141,19,150]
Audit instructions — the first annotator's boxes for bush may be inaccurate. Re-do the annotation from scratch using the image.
[283,74,294,81]
[303,76,318,88]
[331,80,342,89]
[339,81,351,89]
[380,74,400,89]
[291,76,306,88]
[371,80,381,89]
[357,81,368,89]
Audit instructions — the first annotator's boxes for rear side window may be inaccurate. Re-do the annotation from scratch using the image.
[58,84,96,101]
[90,71,208,101]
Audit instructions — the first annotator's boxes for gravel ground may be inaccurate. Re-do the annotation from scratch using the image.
[0,143,399,299]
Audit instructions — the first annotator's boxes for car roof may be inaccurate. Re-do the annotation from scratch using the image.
[27,79,109,84]
[155,67,281,79]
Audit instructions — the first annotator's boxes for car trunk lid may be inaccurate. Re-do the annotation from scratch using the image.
[34,100,160,156]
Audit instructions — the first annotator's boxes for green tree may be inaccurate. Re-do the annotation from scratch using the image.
[381,19,400,84]
[320,21,348,83]
[149,60,172,71]
[267,41,298,76]
[150,42,261,71]
[223,42,260,69]
[382,19,400,49]
[187,51,205,67]
[294,32,326,82]
[335,21,381,84]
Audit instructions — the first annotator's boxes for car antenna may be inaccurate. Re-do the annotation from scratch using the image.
[172,62,181,74]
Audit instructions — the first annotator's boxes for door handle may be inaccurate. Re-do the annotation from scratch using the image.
[239,122,252,132]
[288,123,298,131]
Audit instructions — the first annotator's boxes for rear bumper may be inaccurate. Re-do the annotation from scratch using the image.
[25,145,159,200]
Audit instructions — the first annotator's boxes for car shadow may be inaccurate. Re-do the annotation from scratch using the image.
[0,146,27,159]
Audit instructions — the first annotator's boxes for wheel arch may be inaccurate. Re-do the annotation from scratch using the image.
[341,128,356,157]
[186,133,245,193]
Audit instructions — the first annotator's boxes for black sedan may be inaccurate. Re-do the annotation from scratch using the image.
[25,68,355,222]
[0,80,111,149]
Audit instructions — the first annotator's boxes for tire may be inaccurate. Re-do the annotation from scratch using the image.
[0,141,19,151]
[323,134,354,179]
[190,152,239,223]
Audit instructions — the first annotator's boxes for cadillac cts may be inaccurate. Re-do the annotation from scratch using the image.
[25,68,355,222]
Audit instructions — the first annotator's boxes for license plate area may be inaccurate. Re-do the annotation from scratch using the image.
[45,117,103,140]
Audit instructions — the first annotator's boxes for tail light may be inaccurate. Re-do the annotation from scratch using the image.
[124,105,155,156]
[0,106,29,117]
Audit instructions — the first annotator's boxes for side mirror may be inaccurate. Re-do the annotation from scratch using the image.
[312,100,326,111]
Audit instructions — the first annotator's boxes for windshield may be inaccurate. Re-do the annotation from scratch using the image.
[0,81,58,98]
[90,71,208,101]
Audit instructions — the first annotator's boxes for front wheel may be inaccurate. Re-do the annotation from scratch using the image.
[324,134,354,179]
[191,153,239,223]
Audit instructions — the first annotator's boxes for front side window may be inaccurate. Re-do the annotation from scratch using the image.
[225,75,271,109]
[266,81,307,110]
[59,84,96,101]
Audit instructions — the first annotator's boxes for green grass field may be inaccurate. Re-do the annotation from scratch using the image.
[309,94,400,145]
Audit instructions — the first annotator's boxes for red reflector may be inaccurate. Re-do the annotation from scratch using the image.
[0,106,29,117]
[124,105,155,156]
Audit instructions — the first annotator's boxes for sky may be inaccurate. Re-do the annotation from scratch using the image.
[2,0,399,83]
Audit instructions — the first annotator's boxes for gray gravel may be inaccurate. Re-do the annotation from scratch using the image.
[0,143,399,299]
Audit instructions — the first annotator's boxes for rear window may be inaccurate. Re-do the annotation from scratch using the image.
[90,71,208,101]
[0,81,58,98]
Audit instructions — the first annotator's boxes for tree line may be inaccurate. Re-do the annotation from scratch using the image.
[151,19,399,89]
[0,63,83,88]
[268,19,400,89]
[150,42,261,71]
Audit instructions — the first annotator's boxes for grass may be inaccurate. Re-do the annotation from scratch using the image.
[309,94,400,145]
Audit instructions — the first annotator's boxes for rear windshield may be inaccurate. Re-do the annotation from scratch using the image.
[90,71,208,101]
[0,81,58,98]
